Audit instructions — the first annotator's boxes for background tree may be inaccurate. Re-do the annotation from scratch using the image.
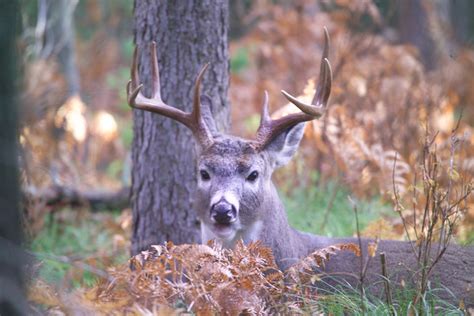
[0,1,28,314]
[34,0,81,97]
[396,0,474,70]
[131,0,230,254]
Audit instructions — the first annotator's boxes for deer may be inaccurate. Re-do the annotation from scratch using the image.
[127,29,474,305]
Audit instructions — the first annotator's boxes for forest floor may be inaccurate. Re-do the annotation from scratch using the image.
[27,179,472,314]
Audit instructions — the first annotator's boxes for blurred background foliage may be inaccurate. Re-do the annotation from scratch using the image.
[18,0,474,305]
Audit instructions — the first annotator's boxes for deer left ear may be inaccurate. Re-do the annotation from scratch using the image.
[263,122,305,168]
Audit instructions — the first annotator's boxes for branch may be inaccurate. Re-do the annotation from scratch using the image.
[23,185,130,211]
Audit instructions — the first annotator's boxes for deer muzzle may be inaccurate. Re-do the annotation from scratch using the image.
[211,200,237,225]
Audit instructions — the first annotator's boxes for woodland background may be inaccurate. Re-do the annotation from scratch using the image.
[7,0,474,314]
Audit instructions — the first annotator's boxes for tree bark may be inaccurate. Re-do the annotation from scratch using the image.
[0,1,28,314]
[131,0,230,254]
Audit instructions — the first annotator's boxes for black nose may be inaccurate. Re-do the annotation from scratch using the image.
[211,201,236,224]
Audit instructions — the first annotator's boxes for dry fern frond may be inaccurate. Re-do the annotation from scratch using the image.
[29,241,364,314]
[81,241,286,315]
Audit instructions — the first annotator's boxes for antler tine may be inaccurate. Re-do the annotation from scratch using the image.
[254,27,332,150]
[126,42,213,147]
[314,27,331,106]
[260,91,270,125]
[150,41,161,98]
[192,64,208,125]
[126,45,141,104]
[190,63,214,146]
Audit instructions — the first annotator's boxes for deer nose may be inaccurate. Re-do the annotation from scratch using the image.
[211,201,236,225]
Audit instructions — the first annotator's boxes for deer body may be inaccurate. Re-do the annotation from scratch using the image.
[127,29,474,306]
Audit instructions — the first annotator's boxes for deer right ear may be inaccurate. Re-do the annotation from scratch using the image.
[200,95,219,136]
[262,122,306,169]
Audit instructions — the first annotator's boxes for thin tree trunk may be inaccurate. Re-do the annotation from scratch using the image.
[37,0,80,96]
[55,0,80,97]
[398,0,437,70]
[0,1,28,314]
[131,0,230,254]
[449,0,474,44]
[398,0,451,70]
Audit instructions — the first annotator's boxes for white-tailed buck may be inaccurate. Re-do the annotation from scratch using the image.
[127,29,474,306]
[128,29,332,270]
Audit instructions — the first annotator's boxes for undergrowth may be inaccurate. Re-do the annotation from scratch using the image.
[28,179,389,291]
[317,294,463,315]
[27,235,466,315]
[27,186,467,315]
[29,209,130,288]
[304,279,464,315]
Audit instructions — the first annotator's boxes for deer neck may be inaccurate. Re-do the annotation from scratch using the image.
[258,182,328,269]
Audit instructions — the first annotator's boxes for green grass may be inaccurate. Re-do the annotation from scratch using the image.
[300,283,465,315]
[281,274,465,315]
[29,210,129,288]
[280,174,393,237]
[460,228,474,246]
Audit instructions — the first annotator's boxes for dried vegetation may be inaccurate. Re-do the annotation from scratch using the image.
[30,241,360,315]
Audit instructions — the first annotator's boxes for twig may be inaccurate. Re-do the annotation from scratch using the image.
[392,153,417,257]
[380,252,393,314]
[394,125,472,311]
[349,196,366,315]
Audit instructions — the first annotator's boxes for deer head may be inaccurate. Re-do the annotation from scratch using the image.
[127,28,332,251]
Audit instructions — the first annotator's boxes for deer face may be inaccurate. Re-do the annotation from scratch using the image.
[195,137,266,242]
[195,124,305,245]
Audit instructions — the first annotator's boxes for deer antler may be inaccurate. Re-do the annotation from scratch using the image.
[127,42,213,147]
[254,27,332,150]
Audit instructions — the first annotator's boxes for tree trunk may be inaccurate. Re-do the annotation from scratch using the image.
[397,0,453,70]
[0,1,28,314]
[37,0,81,96]
[398,0,438,70]
[55,0,80,97]
[131,0,230,254]
[449,0,474,44]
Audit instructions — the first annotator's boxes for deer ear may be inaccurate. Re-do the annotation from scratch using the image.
[263,122,305,168]
[200,95,219,136]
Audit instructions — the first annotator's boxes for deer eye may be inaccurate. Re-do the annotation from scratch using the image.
[246,171,259,182]
[200,170,210,181]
